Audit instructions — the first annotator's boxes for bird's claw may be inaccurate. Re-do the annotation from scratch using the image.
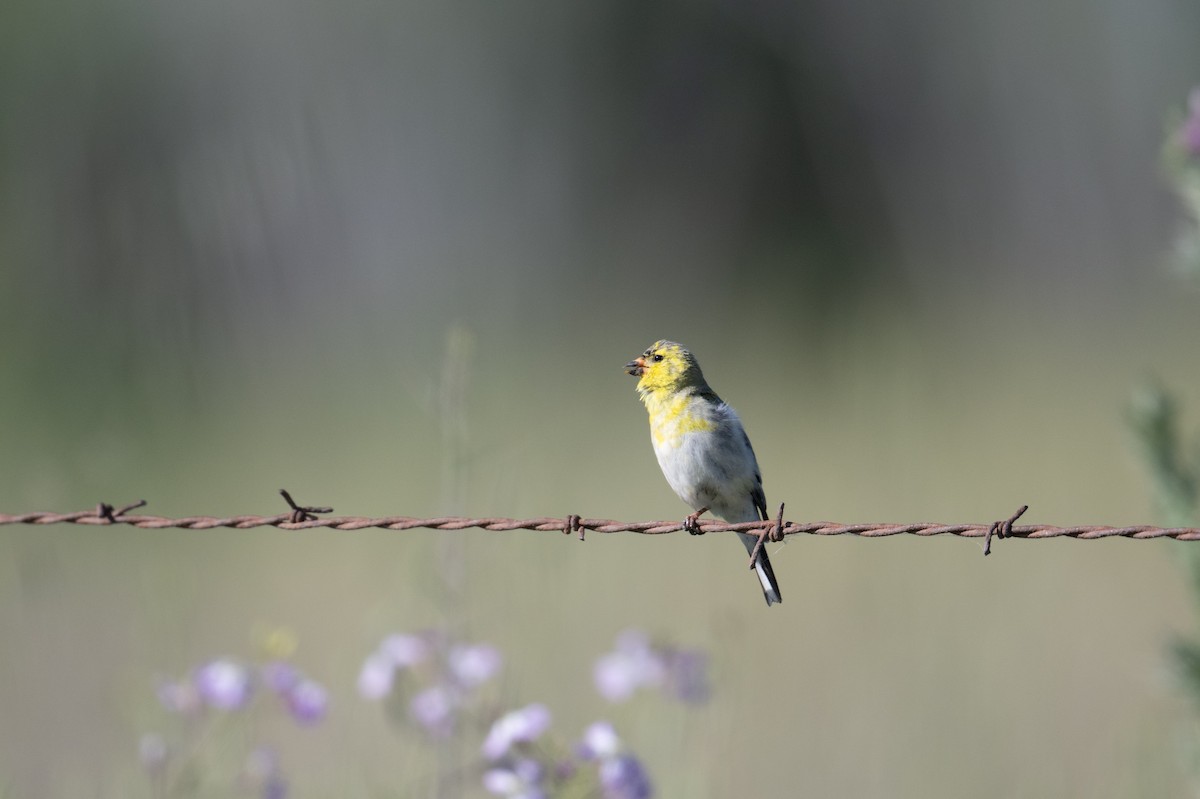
[682,507,709,536]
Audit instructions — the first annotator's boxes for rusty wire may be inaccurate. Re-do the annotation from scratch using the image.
[2,493,1200,556]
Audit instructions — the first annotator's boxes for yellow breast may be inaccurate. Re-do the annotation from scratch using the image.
[642,389,714,447]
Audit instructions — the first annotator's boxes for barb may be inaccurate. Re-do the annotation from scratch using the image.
[4,500,1200,546]
[984,504,1028,556]
[278,489,333,524]
[563,514,584,541]
[97,499,147,524]
[748,502,787,569]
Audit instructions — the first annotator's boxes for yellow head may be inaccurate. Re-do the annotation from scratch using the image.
[624,340,710,396]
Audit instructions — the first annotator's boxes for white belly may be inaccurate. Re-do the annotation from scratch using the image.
[652,427,759,523]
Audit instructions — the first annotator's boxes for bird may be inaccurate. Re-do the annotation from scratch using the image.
[625,340,782,605]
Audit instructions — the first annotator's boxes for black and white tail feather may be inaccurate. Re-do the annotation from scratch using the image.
[737,483,782,606]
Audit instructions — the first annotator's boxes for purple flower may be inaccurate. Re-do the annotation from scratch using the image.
[1184,88,1200,156]
[380,633,431,668]
[593,631,665,702]
[594,631,710,705]
[576,721,621,761]
[243,747,288,799]
[448,643,502,688]
[553,758,578,781]
[663,649,710,705]
[577,722,653,798]
[481,703,552,760]
[358,652,396,700]
[261,661,301,694]
[598,754,653,799]
[262,776,288,799]
[483,768,522,796]
[482,759,548,799]
[194,659,253,710]
[359,632,435,701]
[512,757,545,784]
[285,678,328,724]
[410,684,458,738]
[593,653,642,702]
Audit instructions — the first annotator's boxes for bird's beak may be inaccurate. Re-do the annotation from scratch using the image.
[624,356,646,377]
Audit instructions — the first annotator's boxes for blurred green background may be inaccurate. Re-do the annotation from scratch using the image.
[3,0,1200,795]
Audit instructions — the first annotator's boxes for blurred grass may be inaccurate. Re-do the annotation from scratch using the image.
[2,280,1199,796]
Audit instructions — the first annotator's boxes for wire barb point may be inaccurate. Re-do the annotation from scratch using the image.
[563,514,585,540]
[747,503,785,570]
[984,504,1028,556]
[96,499,147,523]
[278,489,333,524]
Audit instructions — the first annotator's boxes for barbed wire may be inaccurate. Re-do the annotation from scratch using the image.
[2,493,1200,559]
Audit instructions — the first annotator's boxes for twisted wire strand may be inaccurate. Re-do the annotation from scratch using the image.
[3,505,1199,542]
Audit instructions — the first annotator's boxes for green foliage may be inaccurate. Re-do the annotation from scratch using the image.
[1129,384,1199,529]
[1172,639,1200,708]
[1130,382,1200,716]
[1134,104,1200,727]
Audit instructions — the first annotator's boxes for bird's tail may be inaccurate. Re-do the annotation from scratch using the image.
[737,532,782,606]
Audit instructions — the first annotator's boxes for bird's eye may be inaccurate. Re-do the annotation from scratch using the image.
[652,353,664,362]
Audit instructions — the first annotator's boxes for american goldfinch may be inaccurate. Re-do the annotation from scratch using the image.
[625,340,782,605]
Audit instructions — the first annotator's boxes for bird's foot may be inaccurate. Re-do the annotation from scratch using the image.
[682,507,709,536]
